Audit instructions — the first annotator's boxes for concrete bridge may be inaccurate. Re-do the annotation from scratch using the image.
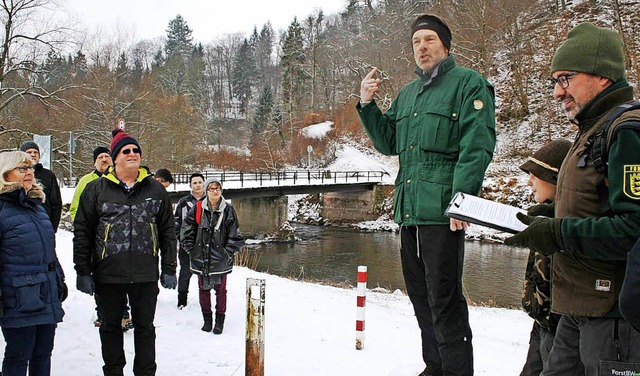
[168,170,388,200]
[167,170,393,235]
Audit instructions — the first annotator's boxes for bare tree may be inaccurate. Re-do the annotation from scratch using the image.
[0,0,77,141]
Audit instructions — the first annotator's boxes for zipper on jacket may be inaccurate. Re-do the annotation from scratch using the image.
[150,223,158,256]
[101,223,111,259]
[416,226,420,258]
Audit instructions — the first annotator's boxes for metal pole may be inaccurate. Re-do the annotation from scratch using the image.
[246,278,265,376]
[356,266,367,350]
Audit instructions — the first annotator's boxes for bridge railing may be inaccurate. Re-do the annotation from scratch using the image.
[172,170,386,187]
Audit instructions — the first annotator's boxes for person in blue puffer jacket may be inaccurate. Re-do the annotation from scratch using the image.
[0,150,66,376]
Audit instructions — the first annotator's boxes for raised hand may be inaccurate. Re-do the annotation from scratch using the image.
[360,67,382,103]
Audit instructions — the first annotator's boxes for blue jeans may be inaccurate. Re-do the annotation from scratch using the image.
[2,323,57,376]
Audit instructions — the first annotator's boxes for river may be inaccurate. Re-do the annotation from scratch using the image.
[246,224,529,308]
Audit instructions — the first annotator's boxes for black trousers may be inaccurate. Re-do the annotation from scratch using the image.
[1,323,56,376]
[400,225,473,376]
[95,282,159,376]
[177,247,192,295]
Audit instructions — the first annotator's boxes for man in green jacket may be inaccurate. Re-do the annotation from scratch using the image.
[357,14,496,376]
[69,146,111,221]
[506,22,640,375]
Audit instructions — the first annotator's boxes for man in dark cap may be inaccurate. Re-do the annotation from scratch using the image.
[506,22,640,375]
[73,128,177,376]
[69,146,112,220]
[357,14,496,376]
[19,140,62,232]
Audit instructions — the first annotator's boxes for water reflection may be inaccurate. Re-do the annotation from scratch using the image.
[247,224,529,308]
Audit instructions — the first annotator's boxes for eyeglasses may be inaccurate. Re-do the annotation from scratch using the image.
[15,165,34,173]
[121,148,141,155]
[207,187,222,192]
[550,72,578,89]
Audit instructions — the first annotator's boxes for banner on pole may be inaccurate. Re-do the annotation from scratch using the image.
[69,131,76,154]
[33,134,52,169]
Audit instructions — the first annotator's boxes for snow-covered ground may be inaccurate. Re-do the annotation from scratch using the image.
[0,229,533,375]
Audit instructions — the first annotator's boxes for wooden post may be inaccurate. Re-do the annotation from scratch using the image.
[246,278,265,376]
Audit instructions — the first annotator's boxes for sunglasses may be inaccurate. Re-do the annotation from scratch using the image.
[121,148,141,155]
[207,187,222,192]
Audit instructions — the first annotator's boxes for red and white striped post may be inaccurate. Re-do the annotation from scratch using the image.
[356,265,367,350]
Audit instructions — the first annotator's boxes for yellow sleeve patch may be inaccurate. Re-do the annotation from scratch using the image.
[473,99,484,110]
[623,165,640,200]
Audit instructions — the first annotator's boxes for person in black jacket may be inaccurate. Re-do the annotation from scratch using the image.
[174,172,205,309]
[73,129,177,376]
[19,141,62,232]
[182,178,244,334]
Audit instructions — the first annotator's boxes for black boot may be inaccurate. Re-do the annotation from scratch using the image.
[201,312,213,332]
[213,313,225,335]
[177,292,187,309]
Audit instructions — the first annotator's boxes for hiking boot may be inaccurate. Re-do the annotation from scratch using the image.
[177,292,187,309]
[213,313,225,335]
[201,312,213,332]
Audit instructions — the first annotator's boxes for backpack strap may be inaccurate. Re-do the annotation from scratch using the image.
[195,200,203,225]
[589,100,640,214]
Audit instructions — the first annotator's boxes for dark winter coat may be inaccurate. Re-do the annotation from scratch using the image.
[0,183,65,329]
[174,192,203,243]
[553,82,640,317]
[34,163,62,232]
[73,166,177,283]
[356,56,496,225]
[181,196,244,276]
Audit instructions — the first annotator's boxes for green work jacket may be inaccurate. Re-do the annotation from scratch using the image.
[357,56,496,225]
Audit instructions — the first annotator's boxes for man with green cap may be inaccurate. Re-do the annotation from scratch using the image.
[357,14,496,376]
[505,22,640,375]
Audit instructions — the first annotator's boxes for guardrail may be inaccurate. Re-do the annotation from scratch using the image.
[172,170,387,187]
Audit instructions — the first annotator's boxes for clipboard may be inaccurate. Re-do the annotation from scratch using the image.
[444,192,528,234]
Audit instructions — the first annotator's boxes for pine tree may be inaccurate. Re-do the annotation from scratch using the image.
[280,18,306,118]
[232,39,256,115]
[252,84,274,143]
[165,15,194,59]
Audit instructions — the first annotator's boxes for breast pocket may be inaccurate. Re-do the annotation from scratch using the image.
[394,109,412,154]
[419,103,460,154]
[11,273,50,312]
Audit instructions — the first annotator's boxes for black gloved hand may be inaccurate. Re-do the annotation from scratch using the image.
[76,275,95,296]
[504,213,564,256]
[160,273,177,289]
[60,282,69,302]
[527,203,555,218]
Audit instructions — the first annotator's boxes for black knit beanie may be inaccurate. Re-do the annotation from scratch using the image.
[19,140,40,153]
[551,22,625,81]
[520,139,572,185]
[411,14,452,51]
[93,146,110,162]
